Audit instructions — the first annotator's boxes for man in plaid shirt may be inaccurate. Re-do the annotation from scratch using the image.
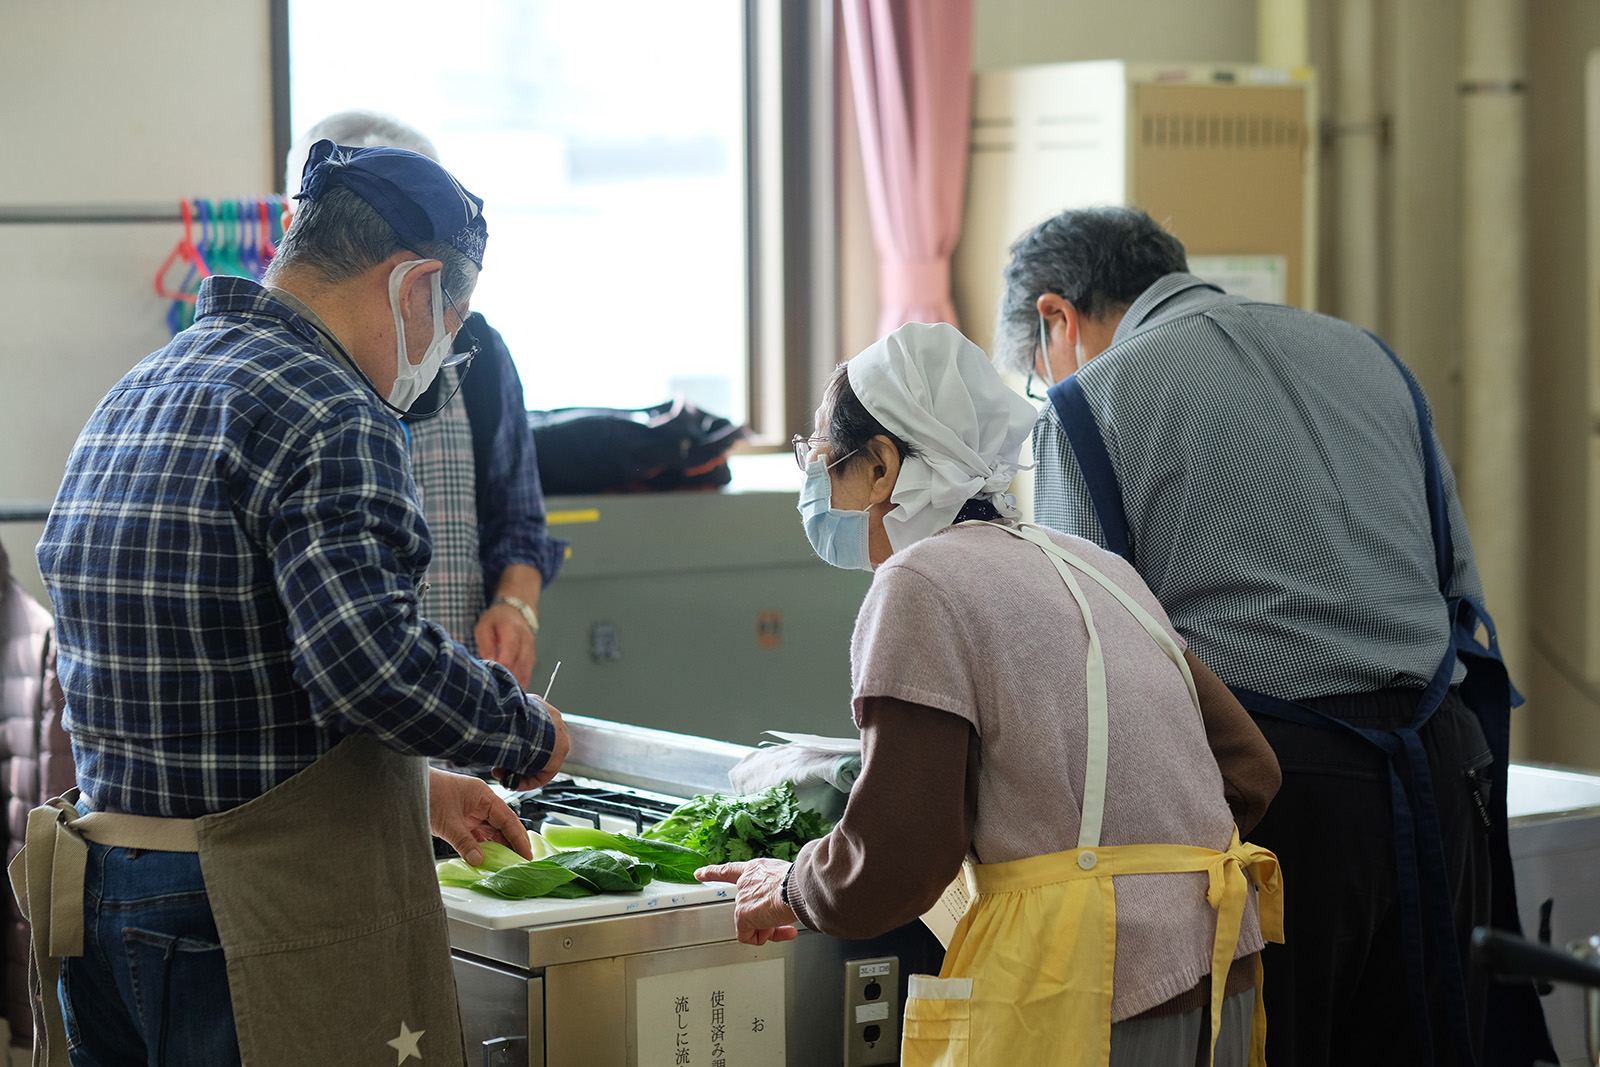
[30,142,566,1064]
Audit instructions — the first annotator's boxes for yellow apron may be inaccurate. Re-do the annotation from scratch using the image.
[10,735,467,1067]
[900,525,1286,1067]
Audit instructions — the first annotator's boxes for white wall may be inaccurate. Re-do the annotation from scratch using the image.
[0,0,275,605]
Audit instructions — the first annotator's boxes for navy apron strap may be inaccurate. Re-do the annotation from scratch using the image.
[1235,634,1470,1067]
[1365,330,1453,590]
[1368,330,1548,1065]
[1046,376,1133,563]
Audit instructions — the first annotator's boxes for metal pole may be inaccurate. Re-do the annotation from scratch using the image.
[1460,0,1530,755]
[0,204,183,224]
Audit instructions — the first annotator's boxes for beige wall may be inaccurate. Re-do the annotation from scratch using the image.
[1525,5,1600,767]
[973,0,1257,71]
[0,0,275,606]
[1383,0,1463,453]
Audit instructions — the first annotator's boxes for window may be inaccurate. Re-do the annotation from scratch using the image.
[285,0,756,424]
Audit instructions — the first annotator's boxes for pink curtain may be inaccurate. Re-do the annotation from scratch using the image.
[841,0,975,338]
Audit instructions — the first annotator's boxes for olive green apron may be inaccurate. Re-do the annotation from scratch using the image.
[10,735,466,1066]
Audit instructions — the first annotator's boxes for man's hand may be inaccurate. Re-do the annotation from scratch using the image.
[493,700,569,792]
[695,858,800,946]
[428,768,532,867]
[476,603,535,689]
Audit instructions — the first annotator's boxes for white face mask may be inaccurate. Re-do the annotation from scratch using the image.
[387,259,453,411]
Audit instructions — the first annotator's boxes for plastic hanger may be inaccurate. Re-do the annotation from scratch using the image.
[158,195,289,336]
[258,197,280,270]
[239,198,262,278]
[153,199,211,301]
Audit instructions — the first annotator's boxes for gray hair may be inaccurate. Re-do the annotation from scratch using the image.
[993,206,1187,375]
[263,184,477,296]
[285,110,440,197]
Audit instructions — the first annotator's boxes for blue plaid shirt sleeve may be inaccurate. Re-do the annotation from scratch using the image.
[270,401,555,772]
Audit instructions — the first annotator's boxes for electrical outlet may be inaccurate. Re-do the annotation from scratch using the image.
[589,621,622,662]
[843,956,898,1067]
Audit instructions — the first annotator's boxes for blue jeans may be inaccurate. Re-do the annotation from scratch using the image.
[60,812,241,1067]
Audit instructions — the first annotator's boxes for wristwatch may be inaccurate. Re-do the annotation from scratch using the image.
[494,595,540,635]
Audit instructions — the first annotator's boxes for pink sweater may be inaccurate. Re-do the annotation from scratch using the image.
[790,523,1275,1021]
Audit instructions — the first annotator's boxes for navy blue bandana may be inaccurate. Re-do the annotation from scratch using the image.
[295,139,488,268]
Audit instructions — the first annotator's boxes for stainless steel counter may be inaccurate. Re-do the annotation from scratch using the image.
[1508,762,1600,1065]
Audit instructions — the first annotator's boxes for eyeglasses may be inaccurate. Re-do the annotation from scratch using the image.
[439,280,480,368]
[792,434,857,471]
[1025,312,1053,401]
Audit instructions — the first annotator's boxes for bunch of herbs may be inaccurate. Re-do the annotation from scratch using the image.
[641,781,832,863]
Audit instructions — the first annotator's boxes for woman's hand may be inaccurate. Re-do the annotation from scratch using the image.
[428,768,532,867]
[696,858,801,946]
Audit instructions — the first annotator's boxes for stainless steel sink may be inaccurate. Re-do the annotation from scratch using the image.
[1508,762,1600,1065]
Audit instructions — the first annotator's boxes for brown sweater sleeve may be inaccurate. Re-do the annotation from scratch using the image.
[787,695,977,940]
[1184,649,1282,835]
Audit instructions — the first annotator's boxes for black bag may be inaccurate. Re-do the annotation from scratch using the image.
[526,399,749,494]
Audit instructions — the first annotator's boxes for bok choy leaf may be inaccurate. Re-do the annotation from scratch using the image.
[541,824,709,883]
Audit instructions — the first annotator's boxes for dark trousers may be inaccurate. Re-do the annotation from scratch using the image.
[1247,687,1492,1067]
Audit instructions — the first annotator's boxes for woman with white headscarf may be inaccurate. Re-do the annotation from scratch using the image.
[697,323,1284,1067]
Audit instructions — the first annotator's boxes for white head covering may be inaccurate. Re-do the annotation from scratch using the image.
[846,322,1037,553]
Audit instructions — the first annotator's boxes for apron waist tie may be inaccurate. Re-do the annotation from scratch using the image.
[1097,833,1284,1067]
[964,831,1284,1067]
[7,790,200,960]
[1236,676,1478,1067]
[5,790,199,1067]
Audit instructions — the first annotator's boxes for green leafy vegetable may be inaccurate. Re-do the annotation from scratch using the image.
[470,860,585,900]
[641,782,833,864]
[448,849,658,901]
[436,836,553,888]
[541,824,709,883]
[542,849,653,893]
[477,840,536,870]
[436,858,486,887]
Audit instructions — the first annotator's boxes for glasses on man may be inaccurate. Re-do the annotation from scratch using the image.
[792,434,858,471]
[439,280,480,368]
[1025,312,1053,401]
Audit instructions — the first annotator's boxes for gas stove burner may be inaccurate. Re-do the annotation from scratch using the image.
[507,779,680,835]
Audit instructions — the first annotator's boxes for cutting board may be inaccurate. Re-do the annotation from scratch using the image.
[441,877,738,930]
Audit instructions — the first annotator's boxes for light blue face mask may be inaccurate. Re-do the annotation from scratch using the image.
[797,454,872,571]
